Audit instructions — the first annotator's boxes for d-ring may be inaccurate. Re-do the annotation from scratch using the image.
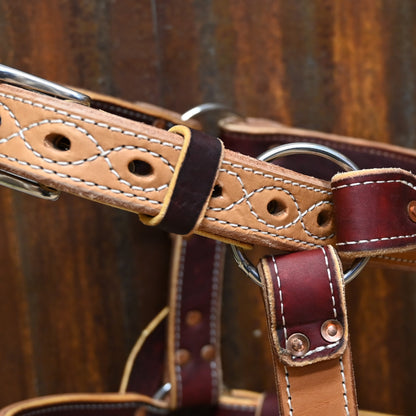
[231,142,370,286]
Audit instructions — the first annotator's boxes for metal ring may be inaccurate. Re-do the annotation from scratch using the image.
[231,142,370,286]
[181,102,244,122]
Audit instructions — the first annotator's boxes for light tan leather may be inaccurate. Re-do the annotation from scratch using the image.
[0,84,333,252]
[275,345,358,416]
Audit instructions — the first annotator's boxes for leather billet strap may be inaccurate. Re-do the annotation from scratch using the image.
[0,83,334,252]
[258,247,357,416]
[167,235,225,408]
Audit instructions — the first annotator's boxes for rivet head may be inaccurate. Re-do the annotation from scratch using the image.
[287,333,310,357]
[185,310,202,327]
[175,349,191,366]
[408,201,416,223]
[321,319,344,342]
[200,344,216,361]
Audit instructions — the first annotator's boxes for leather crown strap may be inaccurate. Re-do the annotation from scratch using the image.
[2,82,416,268]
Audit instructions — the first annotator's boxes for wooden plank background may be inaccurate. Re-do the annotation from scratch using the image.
[0,1,414,415]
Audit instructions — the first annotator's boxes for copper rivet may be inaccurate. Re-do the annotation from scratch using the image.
[175,349,191,366]
[200,344,216,361]
[408,201,416,223]
[321,319,344,342]
[287,333,310,357]
[185,310,202,327]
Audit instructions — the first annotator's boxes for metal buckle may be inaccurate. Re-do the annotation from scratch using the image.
[0,64,92,200]
[231,142,370,286]
[0,64,90,105]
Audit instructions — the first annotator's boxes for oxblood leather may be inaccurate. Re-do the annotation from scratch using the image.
[220,117,416,268]
[167,235,225,408]
[332,168,416,256]
[258,247,357,415]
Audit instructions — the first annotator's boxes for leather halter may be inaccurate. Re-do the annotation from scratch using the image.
[0,65,406,416]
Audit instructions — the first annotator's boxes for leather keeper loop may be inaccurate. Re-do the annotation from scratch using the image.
[332,168,416,256]
[258,246,348,367]
[139,125,224,235]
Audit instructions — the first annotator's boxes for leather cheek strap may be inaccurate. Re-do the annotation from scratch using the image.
[139,125,224,235]
[258,247,358,416]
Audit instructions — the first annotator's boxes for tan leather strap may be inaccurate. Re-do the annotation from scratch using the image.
[220,116,416,269]
[0,83,333,252]
[258,247,357,415]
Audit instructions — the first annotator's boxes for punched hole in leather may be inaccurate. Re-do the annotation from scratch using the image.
[139,125,224,235]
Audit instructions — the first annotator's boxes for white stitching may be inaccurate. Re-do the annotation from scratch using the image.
[0,92,333,247]
[332,178,416,192]
[334,178,416,246]
[337,233,416,246]
[209,171,334,241]
[322,247,337,318]
[292,340,340,359]
[284,365,294,416]
[339,357,350,415]
[204,216,325,248]
[272,257,293,415]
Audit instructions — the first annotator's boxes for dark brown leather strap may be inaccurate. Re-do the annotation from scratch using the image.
[140,126,224,235]
[258,247,357,416]
[167,235,225,408]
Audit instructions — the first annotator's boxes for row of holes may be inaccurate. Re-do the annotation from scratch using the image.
[43,133,330,227]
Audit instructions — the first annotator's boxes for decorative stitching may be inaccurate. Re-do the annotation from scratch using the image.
[0,101,174,193]
[0,92,333,247]
[339,357,350,416]
[174,239,188,407]
[209,169,334,241]
[209,240,224,404]
[284,365,294,416]
[322,247,337,318]
[291,340,340,359]
[204,216,324,248]
[272,257,294,415]
[332,178,416,192]
[337,233,416,247]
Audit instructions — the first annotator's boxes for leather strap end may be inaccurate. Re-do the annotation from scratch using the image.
[258,246,348,367]
[140,125,224,235]
[332,168,416,257]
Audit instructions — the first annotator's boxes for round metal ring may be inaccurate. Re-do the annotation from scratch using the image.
[231,142,370,286]
[181,102,244,122]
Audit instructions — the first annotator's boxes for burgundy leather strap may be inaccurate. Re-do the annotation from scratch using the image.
[167,235,225,408]
[258,247,357,416]
[332,168,416,256]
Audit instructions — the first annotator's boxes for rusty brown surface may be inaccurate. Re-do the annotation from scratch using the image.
[0,1,414,414]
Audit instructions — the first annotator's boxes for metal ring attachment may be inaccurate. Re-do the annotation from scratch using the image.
[231,142,370,286]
